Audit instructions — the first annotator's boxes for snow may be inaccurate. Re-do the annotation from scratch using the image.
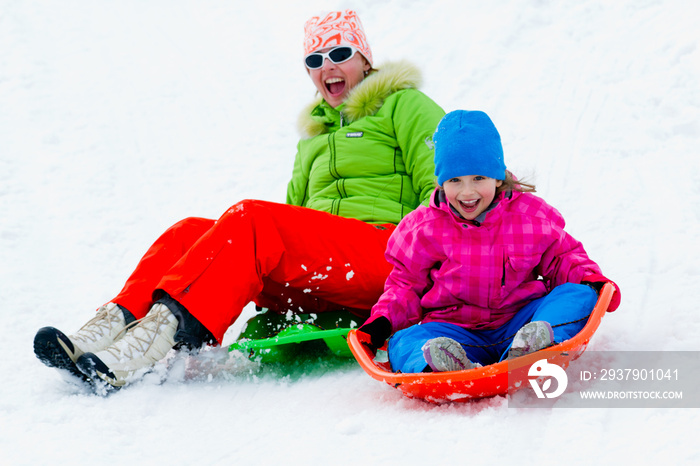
[2,0,698,463]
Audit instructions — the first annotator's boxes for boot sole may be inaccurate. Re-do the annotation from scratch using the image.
[507,322,554,360]
[423,337,475,372]
[76,353,122,394]
[34,327,91,383]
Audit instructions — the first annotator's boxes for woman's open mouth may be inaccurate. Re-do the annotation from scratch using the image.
[325,77,346,96]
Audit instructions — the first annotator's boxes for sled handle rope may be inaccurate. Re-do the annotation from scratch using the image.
[458,313,594,349]
[348,282,615,396]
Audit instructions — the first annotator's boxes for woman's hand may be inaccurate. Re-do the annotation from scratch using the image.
[357,316,392,353]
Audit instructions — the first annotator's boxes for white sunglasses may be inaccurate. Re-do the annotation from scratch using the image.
[304,46,358,69]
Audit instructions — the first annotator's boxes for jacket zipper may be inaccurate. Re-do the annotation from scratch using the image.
[328,133,340,179]
[329,111,345,214]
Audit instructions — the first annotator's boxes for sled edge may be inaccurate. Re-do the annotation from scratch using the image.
[348,282,614,389]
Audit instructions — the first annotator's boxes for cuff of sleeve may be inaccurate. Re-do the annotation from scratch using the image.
[582,273,621,312]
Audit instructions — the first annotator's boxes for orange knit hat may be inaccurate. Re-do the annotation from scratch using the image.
[303,10,373,67]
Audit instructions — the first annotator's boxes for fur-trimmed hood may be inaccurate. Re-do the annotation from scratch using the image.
[297,60,423,139]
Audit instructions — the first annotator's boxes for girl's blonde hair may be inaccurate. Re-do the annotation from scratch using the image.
[497,170,536,195]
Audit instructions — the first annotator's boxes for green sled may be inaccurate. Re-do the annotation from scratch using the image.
[228,309,364,363]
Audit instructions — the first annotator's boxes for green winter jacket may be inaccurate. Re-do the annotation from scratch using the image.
[286,61,445,225]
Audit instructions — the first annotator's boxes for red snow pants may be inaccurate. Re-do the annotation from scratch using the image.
[110,200,396,343]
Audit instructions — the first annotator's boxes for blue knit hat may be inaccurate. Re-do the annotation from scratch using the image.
[433,110,506,185]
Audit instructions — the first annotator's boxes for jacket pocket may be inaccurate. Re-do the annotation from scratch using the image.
[502,252,541,289]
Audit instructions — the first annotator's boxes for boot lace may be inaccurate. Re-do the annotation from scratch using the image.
[103,304,176,361]
[72,303,125,345]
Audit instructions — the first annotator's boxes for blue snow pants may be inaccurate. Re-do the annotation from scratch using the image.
[387,283,598,373]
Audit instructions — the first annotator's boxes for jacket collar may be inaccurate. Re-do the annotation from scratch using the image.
[297,60,423,139]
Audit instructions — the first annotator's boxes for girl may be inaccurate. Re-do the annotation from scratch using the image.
[34,10,445,390]
[358,110,620,373]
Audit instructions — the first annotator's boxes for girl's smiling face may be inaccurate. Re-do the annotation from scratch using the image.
[307,47,371,108]
[442,175,503,220]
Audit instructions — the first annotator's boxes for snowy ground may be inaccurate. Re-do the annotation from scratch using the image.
[2,0,699,464]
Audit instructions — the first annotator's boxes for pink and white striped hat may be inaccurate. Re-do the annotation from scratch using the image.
[303,10,373,67]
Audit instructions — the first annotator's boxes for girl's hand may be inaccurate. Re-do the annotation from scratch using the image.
[581,274,621,311]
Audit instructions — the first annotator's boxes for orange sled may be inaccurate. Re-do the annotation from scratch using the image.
[348,283,615,403]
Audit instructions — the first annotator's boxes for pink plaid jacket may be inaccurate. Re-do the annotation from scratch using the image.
[370,187,603,332]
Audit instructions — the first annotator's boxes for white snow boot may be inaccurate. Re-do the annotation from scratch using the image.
[76,303,179,389]
[34,302,135,381]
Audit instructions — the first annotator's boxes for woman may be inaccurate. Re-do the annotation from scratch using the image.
[33,10,445,390]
